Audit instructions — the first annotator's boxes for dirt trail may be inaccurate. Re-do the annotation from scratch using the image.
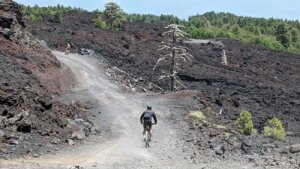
[0,51,256,169]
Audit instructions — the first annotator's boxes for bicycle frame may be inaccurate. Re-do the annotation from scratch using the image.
[143,123,155,148]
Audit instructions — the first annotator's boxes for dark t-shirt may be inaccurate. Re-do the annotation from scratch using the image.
[140,110,157,124]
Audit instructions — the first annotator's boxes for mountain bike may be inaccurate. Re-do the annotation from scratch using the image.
[143,123,155,148]
[65,50,70,55]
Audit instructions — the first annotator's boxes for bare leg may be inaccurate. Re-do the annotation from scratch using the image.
[149,129,152,139]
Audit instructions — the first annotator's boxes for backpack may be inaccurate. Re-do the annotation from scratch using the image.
[143,111,152,121]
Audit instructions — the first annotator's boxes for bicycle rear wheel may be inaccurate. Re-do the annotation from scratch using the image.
[145,131,150,148]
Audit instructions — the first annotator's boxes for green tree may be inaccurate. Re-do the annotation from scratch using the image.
[291,28,299,43]
[231,24,241,35]
[103,2,125,29]
[93,16,107,29]
[275,23,291,48]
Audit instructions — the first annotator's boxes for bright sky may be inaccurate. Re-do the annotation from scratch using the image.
[15,0,300,20]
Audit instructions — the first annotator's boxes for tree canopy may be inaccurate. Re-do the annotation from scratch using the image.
[103,2,126,29]
[186,12,300,53]
[21,4,300,54]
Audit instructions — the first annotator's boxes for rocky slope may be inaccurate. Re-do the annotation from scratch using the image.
[26,10,300,136]
[25,10,300,167]
[0,1,94,159]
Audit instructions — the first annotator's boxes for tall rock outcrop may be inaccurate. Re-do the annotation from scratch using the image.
[0,1,90,158]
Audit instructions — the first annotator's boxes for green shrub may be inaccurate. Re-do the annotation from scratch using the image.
[186,27,216,39]
[93,16,107,29]
[202,107,212,113]
[224,132,231,140]
[235,32,257,44]
[190,111,206,124]
[216,30,235,39]
[288,41,300,53]
[53,12,63,23]
[231,25,241,35]
[236,110,254,135]
[256,35,284,51]
[196,28,215,39]
[25,14,42,22]
[263,117,286,140]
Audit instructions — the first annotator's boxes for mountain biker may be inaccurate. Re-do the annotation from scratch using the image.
[140,105,157,140]
[65,43,71,54]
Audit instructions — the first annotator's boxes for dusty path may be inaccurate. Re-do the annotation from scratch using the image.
[0,51,256,169]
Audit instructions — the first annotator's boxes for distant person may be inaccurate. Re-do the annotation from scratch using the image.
[65,43,71,55]
[140,105,157,140]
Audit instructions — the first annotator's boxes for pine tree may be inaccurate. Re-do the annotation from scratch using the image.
[275,23,291,48]
[103,2,125,29]
[291,28,299,43]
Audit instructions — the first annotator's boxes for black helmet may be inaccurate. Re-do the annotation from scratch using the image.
[146,105,152,110]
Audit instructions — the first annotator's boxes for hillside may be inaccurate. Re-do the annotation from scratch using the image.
[22,9,300,168]
[0,1,94,158]
[21,5,300,54]
[187,12,300,53]
[0,1,299,168]
[25,10,300,135]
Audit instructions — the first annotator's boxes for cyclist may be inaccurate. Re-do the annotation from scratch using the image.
[65,43,71,54]
[140,105,157,140]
